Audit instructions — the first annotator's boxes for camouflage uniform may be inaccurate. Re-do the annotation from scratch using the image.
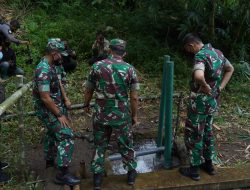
[86,48,139,174]
[185,43,230,166]
[33,57,74,168]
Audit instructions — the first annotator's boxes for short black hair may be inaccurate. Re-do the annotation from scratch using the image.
[10,19,20,29]
[110,46,125,56]
[96,30,105,38]
[183,33,202,45]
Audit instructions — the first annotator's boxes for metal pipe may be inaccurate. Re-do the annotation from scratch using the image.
[0,81,32,116]
[1,95,181,120]
[156,55,170,148]
[164,58,174,169]
[108,146,165,161]
[1,103,95,120]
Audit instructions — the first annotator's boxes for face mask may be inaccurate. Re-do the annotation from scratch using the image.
[0,52,3,60]
[52,53,62,66]
[54,59,62,66]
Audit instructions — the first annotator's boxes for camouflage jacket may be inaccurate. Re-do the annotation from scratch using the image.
[189,43,229,114]
[33,58,66,120]
[86,55,139,125]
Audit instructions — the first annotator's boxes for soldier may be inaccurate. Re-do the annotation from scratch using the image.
[32,39,80,186]
[0,19,29,80]
[179,33,234,181]
[0,45,10,183]
[88,31,110,66]
[61,40,78,73]
[84,39,139,189]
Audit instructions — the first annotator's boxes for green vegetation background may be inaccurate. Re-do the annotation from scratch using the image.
[0,0,250,188]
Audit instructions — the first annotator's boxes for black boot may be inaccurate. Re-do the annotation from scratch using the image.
[127,169,137,185]
[0,170,10,183]
[54,167,80,186]
[179,165,200,181]
[200,160,215,175]
[93,173,104,190]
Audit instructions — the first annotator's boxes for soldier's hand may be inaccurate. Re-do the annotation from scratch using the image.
[218,86,223,93]
[58,115,70,128]
[84,105,90,113]
[65,99,72,110]
[83,104,92,117]
[132,117,138,127]
[198,84,212,96]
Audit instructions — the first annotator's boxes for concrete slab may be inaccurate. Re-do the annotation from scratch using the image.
[79,165,250,190]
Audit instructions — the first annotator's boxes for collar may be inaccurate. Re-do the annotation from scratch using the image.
[108,54,123,61]
[197,43,212,54]
[203,43,212,49]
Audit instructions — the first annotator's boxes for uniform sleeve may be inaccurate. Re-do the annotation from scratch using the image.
[36,65,50,92]
[61,67,67,86]
[193,53,205,72]
[0,25,20,45]
[85,66,96,90]
[129,67,140,91]
[224,58,231,67]
[221,58,233,71]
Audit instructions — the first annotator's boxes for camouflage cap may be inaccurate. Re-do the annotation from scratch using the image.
[46,38,68,56]
[109,38,126,50]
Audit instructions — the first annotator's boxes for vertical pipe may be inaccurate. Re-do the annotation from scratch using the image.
[164,60,174,168]
[16,75,26,176]
[156,55,170,148]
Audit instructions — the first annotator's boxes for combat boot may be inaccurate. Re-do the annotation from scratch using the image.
[93,173,104,190]
[200,159,215,175]
[127,169,137,185]
[179,165,200,181]
[54,167,80,186]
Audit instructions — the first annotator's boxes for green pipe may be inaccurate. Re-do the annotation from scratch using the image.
[156,55,170,148]
[0,81,32,116]
[164,60,174,169]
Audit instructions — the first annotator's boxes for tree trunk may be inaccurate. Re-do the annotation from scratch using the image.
[209,0,216,42]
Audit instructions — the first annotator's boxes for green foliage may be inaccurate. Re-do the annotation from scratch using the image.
[231,61,250,82]
[0,1,250,189]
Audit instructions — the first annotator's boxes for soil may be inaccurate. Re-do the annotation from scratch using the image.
[25,97,250,182]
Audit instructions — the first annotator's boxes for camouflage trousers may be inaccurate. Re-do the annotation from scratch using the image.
[38,110,74,167]
[91,122,137,174]
[184,110,215,166]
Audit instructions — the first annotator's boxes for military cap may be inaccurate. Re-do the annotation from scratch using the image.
[46,38,68,56]
[109,38,126,50]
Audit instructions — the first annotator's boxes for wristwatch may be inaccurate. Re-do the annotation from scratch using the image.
[56,111,63,118]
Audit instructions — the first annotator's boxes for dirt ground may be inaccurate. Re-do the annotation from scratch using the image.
[25,98,250,182]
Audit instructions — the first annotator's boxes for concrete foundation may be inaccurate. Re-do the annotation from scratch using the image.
[77,165,250,190]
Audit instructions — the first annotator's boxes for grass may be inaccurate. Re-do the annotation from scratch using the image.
[0,0,250,188]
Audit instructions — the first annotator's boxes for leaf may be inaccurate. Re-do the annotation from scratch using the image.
[236,104,243,115]
[91,0,103,5]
